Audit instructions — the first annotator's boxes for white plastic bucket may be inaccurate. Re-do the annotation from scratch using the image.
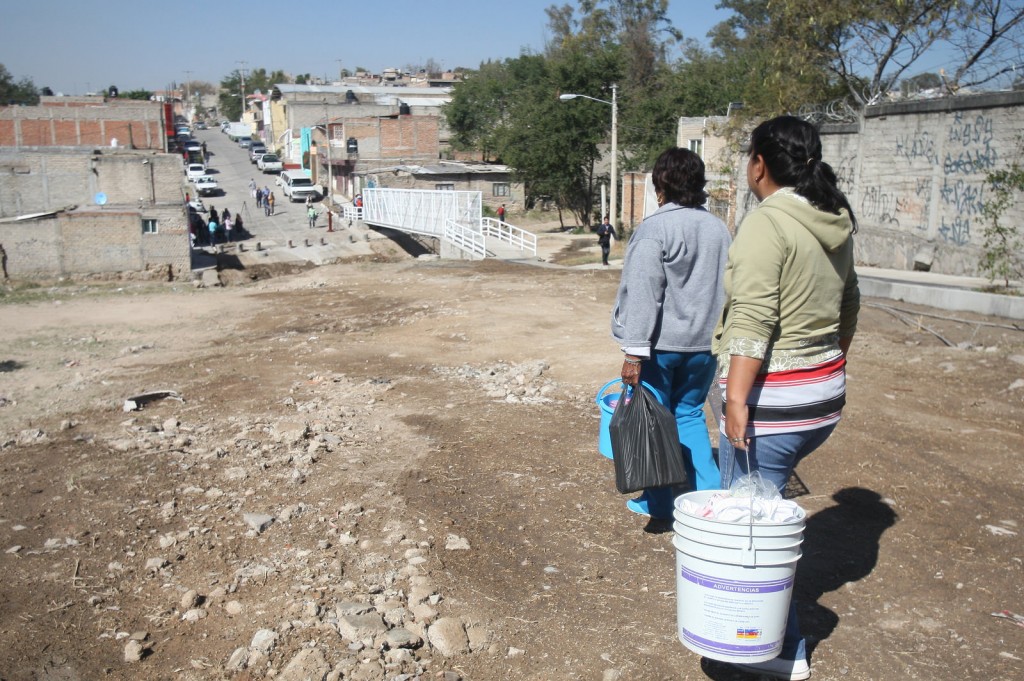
[673,490,805,663]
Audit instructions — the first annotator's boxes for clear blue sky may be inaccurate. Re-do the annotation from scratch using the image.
[0,0,731,95]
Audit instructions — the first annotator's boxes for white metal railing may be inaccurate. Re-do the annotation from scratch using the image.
[363,188,482,238]
[481,218,538,256]
[342,204,363,221]
[443,219,487,259]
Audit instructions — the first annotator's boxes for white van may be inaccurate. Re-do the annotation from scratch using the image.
[280,170,320,202]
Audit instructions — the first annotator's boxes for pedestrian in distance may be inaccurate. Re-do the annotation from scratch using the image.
[224,212,233,242]
[267,192,275,216]
[497,203,506,222]
[596,215,616,266]
[249,178,257,199]
[207,217,218,246]
[612,147,732,518]
[714,115,860,681]
[307,204,318,229]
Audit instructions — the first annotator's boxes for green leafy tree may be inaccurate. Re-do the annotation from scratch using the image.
[121,89,154,100]
[444,60,515,160]
[710,0,842,116]
[218,68,288,120]
[714,0,1024,108]
[980,136,1024,289]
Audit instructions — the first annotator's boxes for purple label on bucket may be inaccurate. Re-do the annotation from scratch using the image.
[683,629,781,656]
[680,566,793,593]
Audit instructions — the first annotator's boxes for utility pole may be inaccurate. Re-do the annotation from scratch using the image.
[237,60,248,122]
[610,83,618,232]
[183,70,192,119]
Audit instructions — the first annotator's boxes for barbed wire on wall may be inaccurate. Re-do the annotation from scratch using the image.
[797,99,860,125]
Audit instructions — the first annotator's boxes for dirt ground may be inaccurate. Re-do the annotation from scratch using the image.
[0,234,1022,681]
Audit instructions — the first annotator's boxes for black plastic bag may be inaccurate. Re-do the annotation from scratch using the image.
[609,385,686,494]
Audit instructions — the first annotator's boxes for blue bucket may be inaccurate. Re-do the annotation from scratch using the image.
[595,379,661,459]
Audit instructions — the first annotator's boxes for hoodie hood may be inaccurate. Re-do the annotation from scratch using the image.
[760,188,852,252]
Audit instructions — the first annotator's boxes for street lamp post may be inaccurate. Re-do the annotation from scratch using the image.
[559,84,618,231]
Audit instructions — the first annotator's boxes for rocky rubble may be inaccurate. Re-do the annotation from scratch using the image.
[0,364,537,680]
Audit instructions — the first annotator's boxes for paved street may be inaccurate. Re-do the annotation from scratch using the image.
[191,128,334,247]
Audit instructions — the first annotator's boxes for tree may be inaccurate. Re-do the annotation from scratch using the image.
[217,68,289,120]
[980,135,1024,289]
[715,0,1024,108]
[121,89,154,101]
[710,0,845,115]
[945,0,1024,92]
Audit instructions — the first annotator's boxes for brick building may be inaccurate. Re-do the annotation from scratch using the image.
[0,96,190,280]
[260,84,451,199]
[356,162,523,212]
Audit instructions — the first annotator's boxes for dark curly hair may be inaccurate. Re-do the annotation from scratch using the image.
[749,115,857,230]
[652,147,708,208]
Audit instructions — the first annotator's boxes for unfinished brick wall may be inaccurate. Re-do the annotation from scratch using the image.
[379,116,438,160]
[0,103,166,150]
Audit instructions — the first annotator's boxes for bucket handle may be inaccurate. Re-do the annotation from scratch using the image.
[596,379,662,406]
[596,378,624,406]
[740,447,758,567]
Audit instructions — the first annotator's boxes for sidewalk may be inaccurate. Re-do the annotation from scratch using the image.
[857,267,1024,321]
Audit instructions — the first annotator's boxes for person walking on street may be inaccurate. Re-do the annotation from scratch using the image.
[207,216,218,246]
[497,204,506,223]
[307,204,318,229]
[596,216,616,266]
[267,192,275,216]
[249,178,257,199]
[224,212,234,242]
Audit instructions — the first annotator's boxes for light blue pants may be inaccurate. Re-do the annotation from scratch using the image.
[637,350,719,517]
[719,424,837,662]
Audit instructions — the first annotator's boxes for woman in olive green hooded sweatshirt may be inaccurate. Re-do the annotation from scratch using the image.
[713,115,860,681]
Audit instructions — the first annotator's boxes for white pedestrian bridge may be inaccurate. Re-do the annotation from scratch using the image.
[359,188,537,260]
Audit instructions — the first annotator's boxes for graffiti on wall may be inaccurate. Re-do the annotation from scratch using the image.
[894,130,939,165]
[881,111,1000,246]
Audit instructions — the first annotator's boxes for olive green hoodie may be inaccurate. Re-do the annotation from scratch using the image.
[712,188,859,370]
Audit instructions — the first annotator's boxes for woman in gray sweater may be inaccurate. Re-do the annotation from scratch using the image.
[611,147,731,519]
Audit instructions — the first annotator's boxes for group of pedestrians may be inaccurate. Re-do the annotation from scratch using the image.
[250,179,275,216]
[611,116,860,681]
[191,206,244,247]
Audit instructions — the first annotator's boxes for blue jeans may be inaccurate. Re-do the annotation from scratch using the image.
[637,350,719,517]
[719,424,837,662]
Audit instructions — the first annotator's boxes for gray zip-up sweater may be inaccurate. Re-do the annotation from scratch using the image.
[611,203,731,356]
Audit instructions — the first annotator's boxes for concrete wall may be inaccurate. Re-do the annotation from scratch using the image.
[1,206,188,279]
[0,149,183,217]
[0,149,190,278]
[733,91,1024,276]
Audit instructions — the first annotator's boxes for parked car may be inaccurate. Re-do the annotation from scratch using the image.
[194,121,207,130]
[280,169,320,202]
[185,163,207,182]
[237,137,252,148]
[248,143,267,163]
[194,175,220,197]
[256,153,283,173]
